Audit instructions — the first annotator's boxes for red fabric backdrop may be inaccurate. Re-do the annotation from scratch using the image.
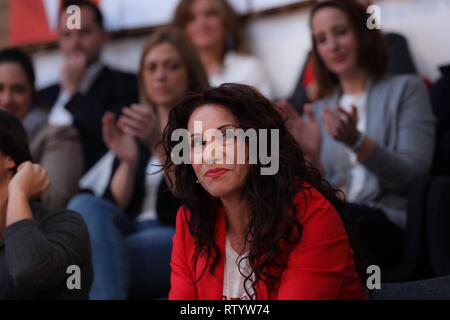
[8,0,100,46]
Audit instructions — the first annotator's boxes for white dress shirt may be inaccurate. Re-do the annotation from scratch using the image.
[48,61,104,126]
[222,236,255,300]
[137,156,165,222]
[340,91,368,202]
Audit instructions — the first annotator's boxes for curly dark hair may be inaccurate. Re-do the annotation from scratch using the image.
[163,83,363,298]
[0,110,32,174]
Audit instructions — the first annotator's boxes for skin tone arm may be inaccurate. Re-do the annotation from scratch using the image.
[277,101,324,173]
[110,162,137,211]
[119,104,165,161]
[322,106,375,160]
[6,162,50,227]
[102,112,139,210]
[104,104,163,210]
[278,99,375,175]
[60,53,87,95]
[119,104,176,192]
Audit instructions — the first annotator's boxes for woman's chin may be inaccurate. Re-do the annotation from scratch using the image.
[203,185,231,199]
[327,63,355,78]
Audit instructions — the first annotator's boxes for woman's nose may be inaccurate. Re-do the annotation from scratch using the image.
[155,67,167,81]
[0,90,13,108]
[203,139,224,165]
[327,36,339,51]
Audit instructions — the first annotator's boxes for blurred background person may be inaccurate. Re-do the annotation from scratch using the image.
[285,0,418,114]
[0,110,92,300]
[38,0,138,184]
[68,27,209,300]
[0,48,82,208]
[280,0,435,271]
[172,0,273,99]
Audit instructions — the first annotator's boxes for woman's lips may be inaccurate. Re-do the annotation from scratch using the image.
[205,168,230,178]
[154,86,170,94]
[330,54,346,64]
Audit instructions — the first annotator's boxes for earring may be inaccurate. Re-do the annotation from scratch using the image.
[196,179,200,184]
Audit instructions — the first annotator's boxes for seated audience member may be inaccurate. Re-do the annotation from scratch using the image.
[68,27,209,300]
[0,110,92,300]
[172,0,273,98]
[164,84,365,300]
[0,48,82,208]
[286,0,418,113]
[279,0,435,270]
[39,0,138,176]
[430,65,450,176]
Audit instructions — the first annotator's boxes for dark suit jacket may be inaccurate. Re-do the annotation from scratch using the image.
[38,66,138,172]
[288,32,418,114]
[103,142,180,227]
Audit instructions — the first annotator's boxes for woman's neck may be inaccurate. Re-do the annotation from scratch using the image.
[198,45,225,77]
[339,68,369,95]
[221,193,250,253]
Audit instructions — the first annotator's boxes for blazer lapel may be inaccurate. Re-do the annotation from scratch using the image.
[194,206,274,300]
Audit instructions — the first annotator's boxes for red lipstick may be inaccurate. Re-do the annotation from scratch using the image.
[205,168,229,178]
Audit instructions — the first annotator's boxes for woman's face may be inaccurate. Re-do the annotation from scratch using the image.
[142,42,189,109]
[185,0,226,52]
[0,62,33,120]
[188,104,251,199]
[312,7,359,77]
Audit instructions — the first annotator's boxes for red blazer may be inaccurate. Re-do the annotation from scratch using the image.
[169,187,366,300]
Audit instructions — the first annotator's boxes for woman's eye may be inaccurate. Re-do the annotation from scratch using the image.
[335,27,348,36]
[223,130,235,140]
[147,64,156,72]
[315,35,326,44]
[192,138,204,148]
[12,87,24,95]
[169,63,181,71]
[205,9,218,18]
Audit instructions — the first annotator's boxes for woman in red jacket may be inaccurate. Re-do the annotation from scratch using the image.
[162,83,366,300]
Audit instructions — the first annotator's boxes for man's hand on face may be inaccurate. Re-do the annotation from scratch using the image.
[60,53,87,95]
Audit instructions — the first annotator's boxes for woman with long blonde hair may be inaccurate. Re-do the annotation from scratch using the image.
[173,0,273,98]
[68,27,209,299]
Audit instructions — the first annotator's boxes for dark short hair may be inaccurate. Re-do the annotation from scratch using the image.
[310,0,388,96]
[0,110,32,172]
[0,48,37,104]
[61,0,104,29]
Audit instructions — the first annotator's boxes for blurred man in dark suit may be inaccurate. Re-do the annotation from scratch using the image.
[39,0,138,173]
